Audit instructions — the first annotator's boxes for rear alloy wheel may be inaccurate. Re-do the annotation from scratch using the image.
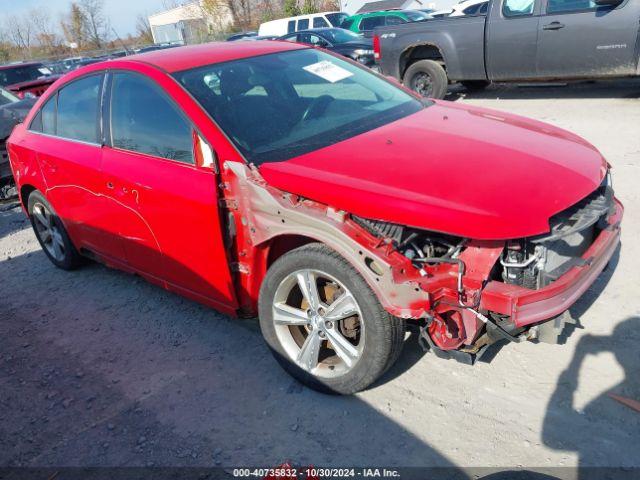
[259,244,405,395]
[28,190,83,270]
[403,59,449,100]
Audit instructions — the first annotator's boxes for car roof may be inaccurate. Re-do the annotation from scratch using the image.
[0,61,43,71]
[121,40,306,73]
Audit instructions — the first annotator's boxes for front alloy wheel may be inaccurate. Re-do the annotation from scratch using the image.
[272,269,365,378]
[259,244,405,395]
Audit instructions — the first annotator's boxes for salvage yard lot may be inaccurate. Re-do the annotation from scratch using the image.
[1,79,639,471]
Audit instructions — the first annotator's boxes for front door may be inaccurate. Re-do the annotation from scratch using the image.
[486,0,541,80]
[536,0,639,78]
[102,71,237,308]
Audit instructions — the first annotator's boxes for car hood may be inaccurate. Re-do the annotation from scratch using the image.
[259,101,608,240]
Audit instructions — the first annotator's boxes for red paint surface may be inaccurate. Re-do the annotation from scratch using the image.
[8,43,622,353]
[260,101,607,240]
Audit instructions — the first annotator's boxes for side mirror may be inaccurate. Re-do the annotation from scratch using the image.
[594,0,623,5]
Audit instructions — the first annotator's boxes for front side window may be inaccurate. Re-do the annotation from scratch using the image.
[110,73,193,164]
[547,0,598,13]
[503,0,535,16]
[174,49,424,165]
[56,74,103,144]
[313,17,329,28]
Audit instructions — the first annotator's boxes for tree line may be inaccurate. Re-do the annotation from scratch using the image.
[0,0,151,62]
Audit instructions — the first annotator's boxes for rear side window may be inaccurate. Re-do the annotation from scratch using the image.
[313,17,329,28]
[547,0,598,13]
[360,16,385,30]
[110,72,193,164]
[287,20,295,33]
[297,18,309,30]
[385,15,406,26]
[503,0,535,16]
[56,74,103,144]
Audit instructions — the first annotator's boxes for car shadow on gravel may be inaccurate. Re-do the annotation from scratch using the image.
[0,237,461,471]
[542,316,640,475]
[446,78,640,102]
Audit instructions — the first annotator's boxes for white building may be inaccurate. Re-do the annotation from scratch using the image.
[149,1,234,44]
[341,0,457,15]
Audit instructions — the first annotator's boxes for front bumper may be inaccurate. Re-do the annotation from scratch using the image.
[480,198,623,328]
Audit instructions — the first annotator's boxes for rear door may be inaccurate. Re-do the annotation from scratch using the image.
[536,0,638,78]
[486,0,541,80]
[102,71,237,308]
[28,73,125,260]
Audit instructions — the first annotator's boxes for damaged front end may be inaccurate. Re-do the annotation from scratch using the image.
[223,162,622,365]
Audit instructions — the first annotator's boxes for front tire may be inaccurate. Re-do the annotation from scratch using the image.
[403,60,449,100]
[258,244,405,395]
[28,190,83,270]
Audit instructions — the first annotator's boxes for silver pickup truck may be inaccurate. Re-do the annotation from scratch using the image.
[374,0,640,99]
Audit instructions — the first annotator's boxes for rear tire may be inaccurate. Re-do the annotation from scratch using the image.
[258,243,405,395]
[403,60,449,100]
[27,190,83,270]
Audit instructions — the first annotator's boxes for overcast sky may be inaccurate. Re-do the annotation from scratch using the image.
[1,0,166,37]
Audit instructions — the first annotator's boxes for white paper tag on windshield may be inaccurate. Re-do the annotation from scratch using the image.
[303,61,353,83]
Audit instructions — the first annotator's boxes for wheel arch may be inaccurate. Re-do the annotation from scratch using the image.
[400,43,446,80]
[19,184,37,213]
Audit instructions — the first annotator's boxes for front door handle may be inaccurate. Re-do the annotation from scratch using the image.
[543,22,565,31]
[106,181,114,190]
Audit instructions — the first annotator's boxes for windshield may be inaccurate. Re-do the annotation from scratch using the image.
[326,12,350,27]
[0,64,52,87]
[323,28,363,43]
[174,49,424,165]
[0,88,19,106]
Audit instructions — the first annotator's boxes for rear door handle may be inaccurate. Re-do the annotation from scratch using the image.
[543,22,565,31]
[106,181,114,189]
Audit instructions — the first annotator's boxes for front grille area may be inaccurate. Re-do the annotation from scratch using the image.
[503,179,615,290]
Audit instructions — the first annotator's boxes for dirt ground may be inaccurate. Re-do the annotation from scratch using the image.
[1,79,639,475]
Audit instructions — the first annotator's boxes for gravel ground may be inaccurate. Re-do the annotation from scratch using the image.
[1,79,639,474]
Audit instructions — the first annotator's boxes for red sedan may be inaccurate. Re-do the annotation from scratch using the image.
[7,41,622,394]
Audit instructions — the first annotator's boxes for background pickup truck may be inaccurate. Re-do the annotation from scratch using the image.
[374,0,640,99]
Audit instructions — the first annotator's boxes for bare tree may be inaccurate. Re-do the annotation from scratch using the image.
[61,2,87,49]
[135,14,154,44]
[31,8,62,53]
[4,14,34,58]
[79,0,110,49]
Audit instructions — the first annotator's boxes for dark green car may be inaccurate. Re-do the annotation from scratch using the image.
[342,10,431,35]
